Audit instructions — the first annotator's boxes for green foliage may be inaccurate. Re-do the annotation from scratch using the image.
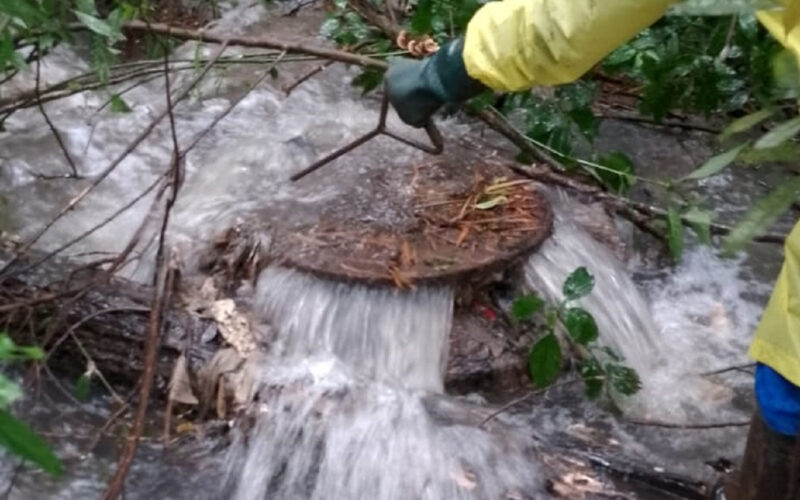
[753,116,800,150]
[683,206,713,245]
[502,81,599,158]
[684,143,748,180]
[528,333,560,388]
[510,293,544,323]
[407,0,484,42]
[109,93,131,113]
[0,410,62,476]
[74,372,91,402]
[562,266,594,301]
[0,0,127,83]
[719,108,775,141]
[666,207,684,262]
[594,151,635,194]
[605,15,782,119]
[0,333,61,475]
[723,176,800,255]
[513,268,641,401]
[562,307,598,345]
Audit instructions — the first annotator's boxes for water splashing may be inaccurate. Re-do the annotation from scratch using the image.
[225,267,543,500]
[524,208,661,374]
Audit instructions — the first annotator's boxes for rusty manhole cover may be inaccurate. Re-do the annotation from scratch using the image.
[273,160,553,287]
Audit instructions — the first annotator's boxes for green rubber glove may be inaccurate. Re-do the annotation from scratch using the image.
[385,38,486,128]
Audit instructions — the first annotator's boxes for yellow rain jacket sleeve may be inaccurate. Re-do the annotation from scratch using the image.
[462,0,675,91]
[750,222,800,386]
[747,6,800,387]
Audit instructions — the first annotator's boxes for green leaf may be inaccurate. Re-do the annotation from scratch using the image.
[0,375,22,408]
[351,67,384,95]
[409,0,434,35]
[563,267,594,301]
[73,11,123,41]
[109,94,131,113]
[579,359,604,399]
[0,409,62,476]
[684,144,747,181]
[595,151,635,194]
[511,294,544,322]
[738,142,800,165]
[319,17,341,39]
[667,207,684,262]
[0,0,44,23]
[754,117,800,150]
[74,373,91,402]
[683,206,713,245]
[723,176,800,255]
[772,49,800,98]
[562,307,598,345]
[474,195,508,210]
[0,335,43,361]
[606,364,642,396]
[719,109,774,141]
[528,334,561,388]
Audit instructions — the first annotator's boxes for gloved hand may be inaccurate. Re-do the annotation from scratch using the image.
[385,38,486,127]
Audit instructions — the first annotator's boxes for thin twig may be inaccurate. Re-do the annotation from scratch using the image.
[83,399,132,455]
[598,111,722,135]
[700,362,756,377]
[182,50,288,155]
[100,48,184,500]
[283,60,334,95]
[8,174,167,279]
[479,379,577,428]
[0,41,230,281]
[625,418,750,430]
[35,47,79,178]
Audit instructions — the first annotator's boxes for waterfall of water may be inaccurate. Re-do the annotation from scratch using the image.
[523,209,662,375]
[225,266,543,500]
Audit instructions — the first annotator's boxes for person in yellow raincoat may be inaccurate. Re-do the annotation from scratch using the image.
[386,2,800,498]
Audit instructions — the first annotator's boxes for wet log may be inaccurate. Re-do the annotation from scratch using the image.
[0,247,529,396]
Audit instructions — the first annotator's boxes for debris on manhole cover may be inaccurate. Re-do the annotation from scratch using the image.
[273,160,553,287]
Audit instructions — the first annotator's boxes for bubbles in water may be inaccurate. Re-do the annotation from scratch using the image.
[224,267,543,500]
[524,209,661,374]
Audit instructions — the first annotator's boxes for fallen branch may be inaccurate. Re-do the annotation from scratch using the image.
[121,20,387,70]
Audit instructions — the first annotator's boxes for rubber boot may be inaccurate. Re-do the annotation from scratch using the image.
[723,410,800,500]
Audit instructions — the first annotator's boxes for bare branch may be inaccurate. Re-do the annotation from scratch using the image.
[35,49,79,177]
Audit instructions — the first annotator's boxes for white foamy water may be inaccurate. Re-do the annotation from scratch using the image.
[524,210,661,375]
[223,267,543,500]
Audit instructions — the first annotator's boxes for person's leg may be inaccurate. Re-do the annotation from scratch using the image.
[725,364,800,499]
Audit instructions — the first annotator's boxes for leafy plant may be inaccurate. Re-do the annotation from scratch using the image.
[513,268,642,399]
[0,333,61,476]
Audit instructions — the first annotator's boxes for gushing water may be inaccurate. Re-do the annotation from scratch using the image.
[524,205,661,374]
[225,267,543,500]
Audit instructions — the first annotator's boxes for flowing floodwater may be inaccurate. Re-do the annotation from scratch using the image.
[0,1,781,497]
[225,266,542,500]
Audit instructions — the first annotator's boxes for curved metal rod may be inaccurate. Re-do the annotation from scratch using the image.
[290,90,444,182]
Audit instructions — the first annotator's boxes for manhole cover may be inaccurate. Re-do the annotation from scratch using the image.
[273,160,553,287]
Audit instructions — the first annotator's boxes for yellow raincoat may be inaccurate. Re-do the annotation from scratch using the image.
[458,0,800,383]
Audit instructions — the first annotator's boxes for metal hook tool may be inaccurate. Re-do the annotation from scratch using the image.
[289,86,444,182]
